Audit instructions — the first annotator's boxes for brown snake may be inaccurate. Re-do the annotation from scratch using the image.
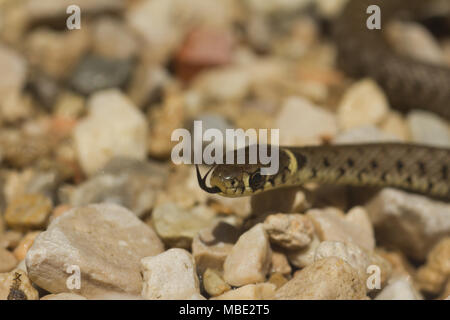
[196,0,450,200]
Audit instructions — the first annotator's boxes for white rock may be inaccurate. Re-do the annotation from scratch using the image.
[26,204,164,298]
[407,110,450,147]
[316,0,349,18]
[334,125,400,144]
[141,248,201,300]
[263,213,315,249]
[212,283,276,300]
[152,202,218,248]
[307,207,375,251]
[287,233,321,268]
[275,96,338,146]
[337,79,389,130]
[375,277,423,300]
[74,89,148,175]
[386,21,444,65]
[223,224,272,287]
[365,188,450,260]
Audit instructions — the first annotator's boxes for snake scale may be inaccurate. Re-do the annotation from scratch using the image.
[197,0,450,200]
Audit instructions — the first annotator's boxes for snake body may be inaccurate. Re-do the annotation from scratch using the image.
[196,1,450,200]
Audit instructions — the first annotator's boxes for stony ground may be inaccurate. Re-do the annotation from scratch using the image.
[0,0,449,300]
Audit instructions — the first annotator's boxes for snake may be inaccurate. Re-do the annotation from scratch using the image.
[196,0,450,200]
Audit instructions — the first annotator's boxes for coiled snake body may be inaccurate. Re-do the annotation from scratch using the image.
[197,0,450,200]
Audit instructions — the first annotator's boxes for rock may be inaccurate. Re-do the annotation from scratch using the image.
[13,231,40,261]
[67,158,168,218]
[0,231,22,250]
[223,224,272,287]
[0,44,26,107]
[202,268,231,297]
[92,17,138,60]
[141,248,201,300]
[0,269,39,300]
[263,213,315,250]
[191,221,240,274]
[365,188,450,260]
[415,237,450,295]
[251,187,304,216]
[375,277,423,300]
[386,21,445,65]
[212,283,276,300]
[375,248,415,278]
[70,55,134,96]
[5,194,52,231]
[307,206,375,251]
[244,0,312,14]
[270,251,292,276]
[152,202,218,248]
[176,27,234,81]
[268,273,289,289]
[0,248,17,272]
[316,0,349,18]
[275,97,338,146]
[192,67,249,102]
[73,89,148,175]
[26,28,90,79]
[275,257,368,300]
[286,232,321,268]
[208,194,252,219]
[314,241,392,289]
[334,125,400,144]
[53,91,85,119]
[337,79,389,130]
[407,111,450,147]
[379,111,410,141]
[41,293,87,300]
[147,87,185,158]
[25,204,164,298]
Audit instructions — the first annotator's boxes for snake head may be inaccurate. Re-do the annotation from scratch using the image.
[197,163,272,197]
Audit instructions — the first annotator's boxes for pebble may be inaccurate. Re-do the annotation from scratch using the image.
[386,21,445,65]
[316,0,349,18]
[176,28,234,81]
[307,206,375,251]
[275,257,367,300]
[212,283,276,300]
[26,203,164,298]
[223,224,272,287]
[314,241,392,290]
[26,28,90,79]
[263,213,315,250]
[67,157,168,218]
[5,194,52,231]
[365,188,450,260]
[407,110,450,147]
[92,17,138,60]
[334,125,400,144]
[0,269,39,300]
[244,0,312,14]
[41,293,87,300]
[13,231,40,261]
[268,273,289,289]
[286,232,321,268]
[141,248,202,300]
[270,251,292,276]
[415,237,450,295]
[337,79,389,130]
[202,268,231,297]
[0,44,26,106]
[73,89,148,175]
[0,230,22,250]
[70,55,134,96]
[192,67,249,102]
[275,96,338,146]
[53,91,85,119]
[191,221,240,274]
[379,111,410,141]
[152,202,218,248]
[375,276,423,300]
[0,247,18,272]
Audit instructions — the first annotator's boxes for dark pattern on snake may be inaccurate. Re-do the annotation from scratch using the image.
[333,0,450,120]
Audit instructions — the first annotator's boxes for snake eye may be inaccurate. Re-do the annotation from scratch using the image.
[249,171,265,190]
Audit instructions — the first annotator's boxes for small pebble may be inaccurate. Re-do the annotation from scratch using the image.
[5,194,52,231]
[202,268,231,297]
[0,269,38,300]
[375,276,423,300]
[212,283,276,300]
[141,248,202,300]
[0,248,18,272]
[13,231,40,261]
[223,224,272,287]
[407,110,450,147]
